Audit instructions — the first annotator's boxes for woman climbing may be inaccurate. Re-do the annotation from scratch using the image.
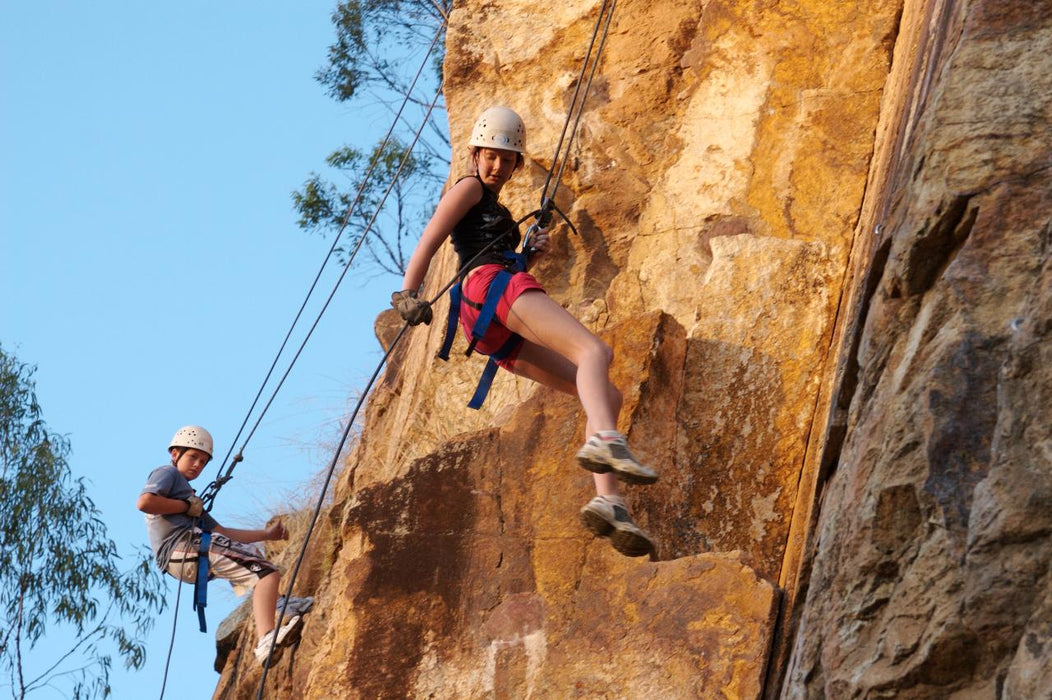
[392,106,657,557]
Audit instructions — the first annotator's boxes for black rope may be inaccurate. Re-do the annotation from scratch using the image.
[256,4,620,693]
[255,322,409,696]
[522,0,617,253]
[158,24,447,695]
[157,527,196,700]
[157,563,183,700]
[198,29,447,511]
[201,81,444,513]
[253,204,536,697]
[539,0,618,208]
[200,20,448,509]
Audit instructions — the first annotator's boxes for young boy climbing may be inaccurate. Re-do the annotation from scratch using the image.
[392,106,658,557]
[137,425,301,666]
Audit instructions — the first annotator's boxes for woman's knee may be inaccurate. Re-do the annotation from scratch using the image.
[580,334,613,368]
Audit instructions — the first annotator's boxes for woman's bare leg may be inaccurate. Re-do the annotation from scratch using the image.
[503,291,619,431]
[511,333,656,556]
[511,339,622,497]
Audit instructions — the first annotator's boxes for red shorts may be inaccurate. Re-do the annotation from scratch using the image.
[460,264,545,369]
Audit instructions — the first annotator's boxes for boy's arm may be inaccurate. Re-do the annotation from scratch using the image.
[213,520,288,545]
[137,492,195,515]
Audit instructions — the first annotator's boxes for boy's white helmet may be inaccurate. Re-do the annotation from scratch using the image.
[169,425,214,457]
[469,106,526,153]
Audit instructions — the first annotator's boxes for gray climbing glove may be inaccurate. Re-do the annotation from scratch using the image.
[391,290,433,326]
[184,495,204,518]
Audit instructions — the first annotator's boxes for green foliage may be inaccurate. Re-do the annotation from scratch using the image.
[0,345,167,699]
[315,2,368,102]
[296,0,453,278]
[315,1,451,103]
[293,138,443,276]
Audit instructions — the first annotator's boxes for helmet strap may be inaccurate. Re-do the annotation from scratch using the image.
[171,446,188,467]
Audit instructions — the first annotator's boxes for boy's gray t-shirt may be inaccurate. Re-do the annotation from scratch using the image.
[141,464,219,569]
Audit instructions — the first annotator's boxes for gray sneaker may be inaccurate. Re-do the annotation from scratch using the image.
[579,495,655,557]
[576,433,659,485]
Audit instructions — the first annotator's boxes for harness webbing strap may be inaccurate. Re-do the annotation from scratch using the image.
[437,283,462,361]
[437,251,529,410]
[467,333,522,410]
[466,269,514,356]
[193,529,212,633]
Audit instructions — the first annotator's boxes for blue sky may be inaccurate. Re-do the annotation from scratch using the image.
[1,2,429,696]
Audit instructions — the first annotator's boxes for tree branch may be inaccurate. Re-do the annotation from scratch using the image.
[15,591,25,699]
[25,618,107,691]
[426,0,449,22]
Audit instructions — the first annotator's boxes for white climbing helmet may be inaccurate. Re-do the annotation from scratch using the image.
[169,425,214,458]
[469,106,526,153]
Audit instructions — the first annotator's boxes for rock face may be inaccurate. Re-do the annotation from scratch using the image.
[212,0,1050,698]
[783,0,1052,696]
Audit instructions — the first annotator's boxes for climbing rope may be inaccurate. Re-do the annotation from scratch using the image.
[256,2,619,694]
[157,527,196,700]
[253,205,542,694]
[201,80,443,511]
[531,0,618,237]
[197,21,448,511]
[153,19,448,699]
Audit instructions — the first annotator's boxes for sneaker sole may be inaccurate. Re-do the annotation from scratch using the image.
[256,615,302,668]
[576,455,659,485]
[579,510,655,558]
[275,615,303,646]
[257,644,285,668]
[610,528,654,557]
[580,508,615,537]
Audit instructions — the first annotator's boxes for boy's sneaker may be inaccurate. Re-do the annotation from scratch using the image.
[576,433,659,485]
[253,614,303,667]
[579,495,655,557]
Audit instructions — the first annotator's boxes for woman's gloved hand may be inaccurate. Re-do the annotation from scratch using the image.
[391,289,433,326]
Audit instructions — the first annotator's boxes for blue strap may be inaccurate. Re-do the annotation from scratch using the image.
[467,270,513,355]
[467,333,522,410]
[503,250,528,273]
[437,283,462,361]
[193,529,211,633]
[466,251,526,355]
[443,251,530,409]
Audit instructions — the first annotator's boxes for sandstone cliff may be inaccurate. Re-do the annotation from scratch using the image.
[214,0,1051,697]
[783,0,1052,696]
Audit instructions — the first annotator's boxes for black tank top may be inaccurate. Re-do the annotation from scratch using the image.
[451,175,521,274]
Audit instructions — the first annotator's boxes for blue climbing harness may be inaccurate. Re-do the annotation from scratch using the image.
[193,527,212,632]
[438,250,528,409]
